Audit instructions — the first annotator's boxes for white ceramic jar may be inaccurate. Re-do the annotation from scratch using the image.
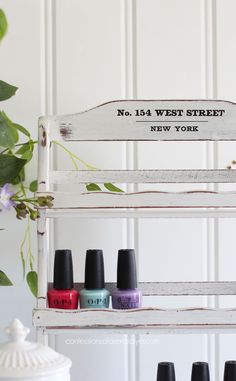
[0,319,71,381]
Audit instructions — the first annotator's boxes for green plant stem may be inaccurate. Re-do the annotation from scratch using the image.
[52,140,97,170]
[11,197,36,202]
[20,222,28,278]
[20,216,34,276]
[19,181,26,197]
[27,218,33,271]
[1,140,38,154]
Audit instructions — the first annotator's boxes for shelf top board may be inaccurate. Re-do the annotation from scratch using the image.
[39,99,236,142]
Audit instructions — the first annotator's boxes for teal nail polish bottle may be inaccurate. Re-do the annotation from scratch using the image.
[80,249,110,308]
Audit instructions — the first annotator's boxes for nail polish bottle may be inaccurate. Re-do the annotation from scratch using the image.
[47,249,79,309]
[191,362,210,381]
[157,362,176,381]
[224,361,236,381]
[112,249,142,309]
[80,249,110,308]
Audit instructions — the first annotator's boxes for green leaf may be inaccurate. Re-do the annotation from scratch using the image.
[11,167,25,185]
[0,9,8,42]
[16,141,35,157]
[86,183,102,191]
[104,183,124,193]
[1,112,29,143]
[0,81,18,102]
[0,270,13,286]
[16,142,31,155]
[21,150,33,162]
[0,154,26,186]
[0,111,18,148]
[13,123,30,138]
[26,271,38,297]
[29,180,38,192]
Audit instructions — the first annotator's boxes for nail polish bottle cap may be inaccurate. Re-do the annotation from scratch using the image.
[191,362,210,381]
[53,249,74,290]
[117,249,137,290]
[85,249,105,289]
[157,362,176,381]
[224,361,236,381]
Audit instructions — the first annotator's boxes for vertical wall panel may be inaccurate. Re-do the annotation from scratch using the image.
[216,0,236,378]
[55,0,123,113]
[136,0,203,98]
[135,1,208,380]
[52,1,128,381]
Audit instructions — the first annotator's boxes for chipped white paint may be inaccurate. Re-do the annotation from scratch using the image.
[48,281,236,296]
[39,327,236,335]
[36,282,236,331]
[40,100,236,141]
[33,308,236,330]
[37,190,236,209]
[37,212,48,310]
[51,169,236,184]
[36,99,236,340]
[45,209,236,219]
[37,122,50,313]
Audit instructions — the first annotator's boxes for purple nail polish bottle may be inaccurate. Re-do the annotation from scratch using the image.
[112,249,142,309]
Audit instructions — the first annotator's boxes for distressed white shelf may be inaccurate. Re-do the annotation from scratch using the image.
[36,99,236,343]
[37,327,236,335]
[51,281,236,296]
[33,308,236,332]
[37,190,236,209]
[51,169,236,184]
[35,282,236,333]
[41,99,236,141]
[45,208,236,219]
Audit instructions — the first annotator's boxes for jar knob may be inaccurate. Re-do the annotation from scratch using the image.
[5,319,30,342]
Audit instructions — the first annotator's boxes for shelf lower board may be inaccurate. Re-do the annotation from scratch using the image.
[45,209,236,219]
[33,307,236,332]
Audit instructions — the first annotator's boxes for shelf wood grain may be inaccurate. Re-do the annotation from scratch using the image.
[33,307,236,331]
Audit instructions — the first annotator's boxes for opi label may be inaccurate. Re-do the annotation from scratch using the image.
[116,295,140,309]
[87,297,108,306]
[52,298,72,307]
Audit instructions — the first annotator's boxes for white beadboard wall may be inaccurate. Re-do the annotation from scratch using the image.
[1,1,236,381]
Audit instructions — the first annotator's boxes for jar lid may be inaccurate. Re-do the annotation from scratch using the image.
[0,319,71,378]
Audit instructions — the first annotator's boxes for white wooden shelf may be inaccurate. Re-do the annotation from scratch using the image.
[45,208,236,219]
[52,169,236,184]
[37,190,236,209]
[49,281,236,296]
[33,307,236,333]
[36,99,236,343]
[35,282,236,334]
